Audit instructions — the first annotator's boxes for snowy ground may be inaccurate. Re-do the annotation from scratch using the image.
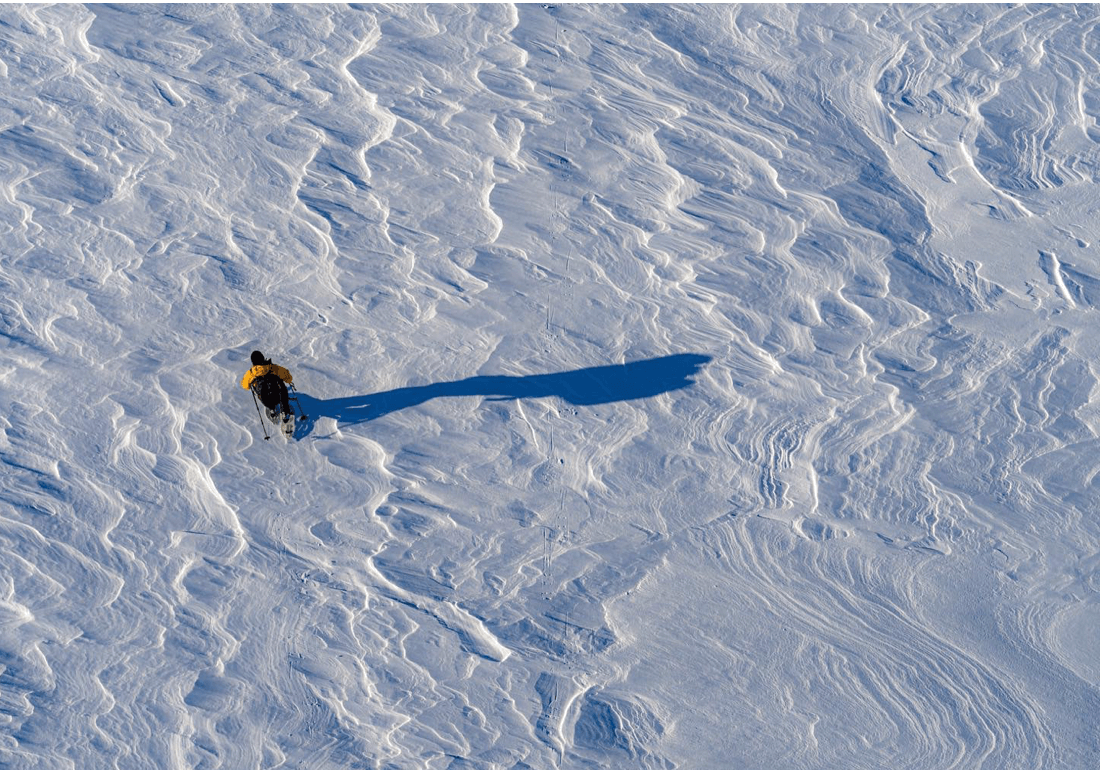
[0,4,1098,769]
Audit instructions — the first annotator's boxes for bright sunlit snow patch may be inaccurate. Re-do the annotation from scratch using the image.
[0,4,1097,768]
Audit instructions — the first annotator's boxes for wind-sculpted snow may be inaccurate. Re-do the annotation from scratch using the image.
[0,4,1097,769]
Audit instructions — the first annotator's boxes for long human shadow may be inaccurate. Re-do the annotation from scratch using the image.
[297,353,711,426]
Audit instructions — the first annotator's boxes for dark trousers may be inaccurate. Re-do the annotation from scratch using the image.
[254,375,291,416]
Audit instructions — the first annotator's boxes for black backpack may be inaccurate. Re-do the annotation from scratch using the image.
[253,372,284,408]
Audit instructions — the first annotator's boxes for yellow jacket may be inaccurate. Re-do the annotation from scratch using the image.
[241,363,293,390]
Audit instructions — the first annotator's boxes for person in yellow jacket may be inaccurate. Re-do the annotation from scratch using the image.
[242,350,294,423]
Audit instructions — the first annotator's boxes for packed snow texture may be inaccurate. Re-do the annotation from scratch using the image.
[0,4,1098,769]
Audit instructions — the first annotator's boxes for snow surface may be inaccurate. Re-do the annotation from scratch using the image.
[0,4,1098,769]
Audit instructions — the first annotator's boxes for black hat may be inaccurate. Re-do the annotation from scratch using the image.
[251,350,267,366]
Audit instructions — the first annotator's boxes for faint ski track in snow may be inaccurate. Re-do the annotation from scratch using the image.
[0,3,1096,769]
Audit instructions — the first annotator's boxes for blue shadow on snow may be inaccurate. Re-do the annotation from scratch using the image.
[297,353,711,426]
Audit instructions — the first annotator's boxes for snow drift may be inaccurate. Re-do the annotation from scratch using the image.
[0,4,1097,769]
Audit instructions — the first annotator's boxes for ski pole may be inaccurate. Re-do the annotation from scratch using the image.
[289,383,308,421]
[251,387,271,440]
